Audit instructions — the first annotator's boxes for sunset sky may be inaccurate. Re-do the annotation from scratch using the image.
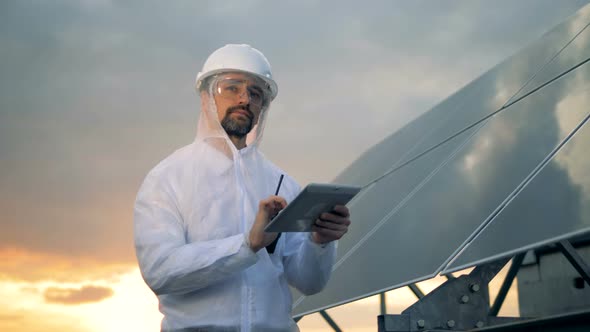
[1,1,589,331]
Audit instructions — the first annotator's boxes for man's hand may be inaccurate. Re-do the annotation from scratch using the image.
[311,205,351,245]
[249,195,287,252]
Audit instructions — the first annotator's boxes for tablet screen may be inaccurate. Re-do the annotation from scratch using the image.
[264,183,361,232]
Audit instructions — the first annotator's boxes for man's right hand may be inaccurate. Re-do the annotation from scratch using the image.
[249,195,287,252]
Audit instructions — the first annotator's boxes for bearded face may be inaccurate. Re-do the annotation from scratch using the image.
[220,104,255,137]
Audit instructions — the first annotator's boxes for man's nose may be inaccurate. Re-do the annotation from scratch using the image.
[237,90,250,104]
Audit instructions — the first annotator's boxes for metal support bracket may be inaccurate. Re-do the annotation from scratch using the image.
[381,292,388,315]
[489,253,525,316]
[378,257,527,331]
[319,310,343,332]
[408,284,425,299]
[556,240,590,286]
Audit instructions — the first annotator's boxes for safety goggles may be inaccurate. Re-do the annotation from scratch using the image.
[213,76,270,109]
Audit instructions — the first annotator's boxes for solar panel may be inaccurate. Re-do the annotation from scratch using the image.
[443,11,590,273]
[506,5,590,105]
[292,5,590,317]
[293,127,481,316]
[294,65,590,316]
[331,7,590,190]
[443,95,590,273]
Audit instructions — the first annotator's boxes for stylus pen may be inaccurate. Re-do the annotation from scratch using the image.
[266,174,284,254]
[274,174,284,195]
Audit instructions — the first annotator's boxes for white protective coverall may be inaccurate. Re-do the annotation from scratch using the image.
[134,80,337,332]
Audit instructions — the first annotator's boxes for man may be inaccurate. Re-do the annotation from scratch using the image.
[134,44,351,332]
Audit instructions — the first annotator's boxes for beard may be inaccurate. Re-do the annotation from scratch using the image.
[220,106,254,138]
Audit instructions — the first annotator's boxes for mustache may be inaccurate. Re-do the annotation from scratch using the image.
[227,105,254,119]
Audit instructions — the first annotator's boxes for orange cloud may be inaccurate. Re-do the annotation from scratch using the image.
[0,188,138,265]
[0,308,91,332]
[0,314,27,332]
[44,285,114,305]
[0,247,135,283]
[0,314,24,321]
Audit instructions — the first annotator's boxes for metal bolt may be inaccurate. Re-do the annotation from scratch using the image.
[470,283,480,292]
[447,320,456,328]
[417,319,425,328]
[475,321,485,328]
[460,295,470,303]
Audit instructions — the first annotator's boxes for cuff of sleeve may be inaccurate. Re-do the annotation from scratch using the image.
[239,234,259,262]
[307,233,336,251]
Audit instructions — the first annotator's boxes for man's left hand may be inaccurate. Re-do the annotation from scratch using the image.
[311,205,351,245]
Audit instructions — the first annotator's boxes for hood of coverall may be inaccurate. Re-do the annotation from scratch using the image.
[194,44,277,155]
[195,76,271,154]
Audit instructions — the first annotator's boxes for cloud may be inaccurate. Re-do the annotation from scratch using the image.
[0,248,135,282]
[0,314,28,332]
[44,285,114,305]
[0,0,588,275]
[1,2,584,330]
[0,268,161,332]
[0,314,24,321]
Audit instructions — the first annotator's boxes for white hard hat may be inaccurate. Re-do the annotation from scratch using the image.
[195,44,278,100]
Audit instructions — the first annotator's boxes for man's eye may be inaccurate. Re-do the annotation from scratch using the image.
[249,88,264,100]
[250,91,262,100]
[225,85,239,92]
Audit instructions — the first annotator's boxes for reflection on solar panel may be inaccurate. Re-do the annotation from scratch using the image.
[444,107,590,273]
[293,4,590,318]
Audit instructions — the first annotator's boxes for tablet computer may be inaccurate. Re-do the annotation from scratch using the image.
[264,183,361,232]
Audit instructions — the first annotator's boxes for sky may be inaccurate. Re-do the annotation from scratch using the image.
[1,1,589,331]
